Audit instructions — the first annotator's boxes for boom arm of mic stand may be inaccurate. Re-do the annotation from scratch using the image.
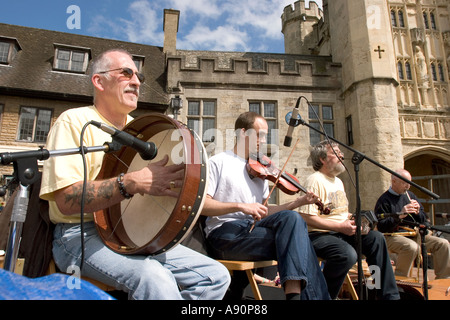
[296,118,439,200]
[0,143,118,165]
[296,116,439,299]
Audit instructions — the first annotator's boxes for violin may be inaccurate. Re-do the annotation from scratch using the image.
[246,153,330,215]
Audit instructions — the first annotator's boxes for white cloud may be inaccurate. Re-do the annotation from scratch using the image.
[173,0,319,51]
[178,24,250,52]
[167,0,222,18]
[88,0,163,45]
[222,0,287,39]
[87,0,323,52]
[173,0,289,51]
[121,1,163,44]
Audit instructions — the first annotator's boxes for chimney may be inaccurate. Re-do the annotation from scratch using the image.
[163,9,180,55]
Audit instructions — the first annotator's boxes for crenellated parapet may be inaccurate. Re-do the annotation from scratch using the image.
[281,1,324,54]
[281,0,323,27]
[166,50,340,92]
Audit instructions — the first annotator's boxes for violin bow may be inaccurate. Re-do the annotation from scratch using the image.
[249,138,300,233]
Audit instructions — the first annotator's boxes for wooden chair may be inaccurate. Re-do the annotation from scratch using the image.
[0,256,25,275]
[384,227,421,280]
[181,217,279,300]
[217,259,278,300]
[341,273,359,300]
[217,258,357,300]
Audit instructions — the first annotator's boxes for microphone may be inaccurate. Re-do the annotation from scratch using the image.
[91,121,157,160]
[284,97,302,147]
[377,212,402,219]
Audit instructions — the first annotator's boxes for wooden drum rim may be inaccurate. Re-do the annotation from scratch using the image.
[93,113,208,255]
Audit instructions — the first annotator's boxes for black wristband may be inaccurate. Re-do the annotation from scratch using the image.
[117,173,133,199]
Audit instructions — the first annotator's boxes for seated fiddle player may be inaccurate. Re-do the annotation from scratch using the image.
[299,141,400,300]
[39,49,230,300]
[200,111,330,300]
[374,169,450,279]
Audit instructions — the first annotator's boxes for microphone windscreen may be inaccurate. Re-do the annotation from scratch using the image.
[284,136,292,147]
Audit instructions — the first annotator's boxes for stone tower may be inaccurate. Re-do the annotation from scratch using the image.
[327,0,405,208]
[283,0,405,210]
[281,1,324,55]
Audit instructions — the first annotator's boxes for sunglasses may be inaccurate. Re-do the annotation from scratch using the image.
[98,67,145,83]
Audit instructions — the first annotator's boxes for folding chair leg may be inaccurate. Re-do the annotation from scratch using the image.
[246,269,263,300]
[343,273,358,300]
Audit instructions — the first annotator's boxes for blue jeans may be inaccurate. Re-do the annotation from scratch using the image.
[309,230,400,300]
[52,222,230,300]
[207,210,330,300]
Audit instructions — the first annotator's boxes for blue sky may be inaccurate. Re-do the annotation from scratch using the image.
[0,0,322,54]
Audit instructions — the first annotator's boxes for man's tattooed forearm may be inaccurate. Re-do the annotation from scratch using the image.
[64,180,116,208]
[65,183,96,207]
[64,184,81,207]
[98,180,115,200]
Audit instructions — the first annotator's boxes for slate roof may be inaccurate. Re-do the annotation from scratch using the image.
[0,23,169,112]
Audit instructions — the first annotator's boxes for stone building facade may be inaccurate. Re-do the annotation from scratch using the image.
[0,23,168,186]
[280,0,450,223]
[0,1,449,225]
[164,8,342,207]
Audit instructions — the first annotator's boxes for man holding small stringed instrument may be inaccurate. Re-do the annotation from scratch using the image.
[375,169,450,280]
[299,141,400,300]
[39,49,230,300]
[201,111,330,300]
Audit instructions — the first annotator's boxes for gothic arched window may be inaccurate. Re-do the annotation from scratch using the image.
[398,10,405,27]
[431,63,437,81]
[430,12,436,30]
[405,62,412,80]
[438,64,444,82]
[397,61,404,80]
[423,12,429,29]
[391,10,397,27]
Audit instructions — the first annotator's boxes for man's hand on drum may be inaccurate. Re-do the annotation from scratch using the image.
[126,155,185,197]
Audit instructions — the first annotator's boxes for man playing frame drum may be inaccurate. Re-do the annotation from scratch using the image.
[40,49,230,300]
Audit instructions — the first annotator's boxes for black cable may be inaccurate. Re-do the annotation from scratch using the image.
[78,121,93,272]
[302,96,356,189]
[301,96,368,295]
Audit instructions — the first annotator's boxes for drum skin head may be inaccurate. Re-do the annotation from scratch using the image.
[94,113,208,255]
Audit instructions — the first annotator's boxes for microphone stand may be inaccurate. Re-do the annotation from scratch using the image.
[396,219,450,300]
[0,142,119,273]
[288,114,439,299]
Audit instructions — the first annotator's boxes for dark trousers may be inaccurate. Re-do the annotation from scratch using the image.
[207,210,330,300]
[309,230,400,300]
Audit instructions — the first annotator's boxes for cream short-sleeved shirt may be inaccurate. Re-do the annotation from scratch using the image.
[299,171,349,232]
[40,105,132,224]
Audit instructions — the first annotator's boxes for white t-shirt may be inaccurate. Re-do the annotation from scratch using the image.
[299,171,349,232]
[204,150,269,237]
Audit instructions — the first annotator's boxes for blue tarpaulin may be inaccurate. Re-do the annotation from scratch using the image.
[0,269,114,300]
